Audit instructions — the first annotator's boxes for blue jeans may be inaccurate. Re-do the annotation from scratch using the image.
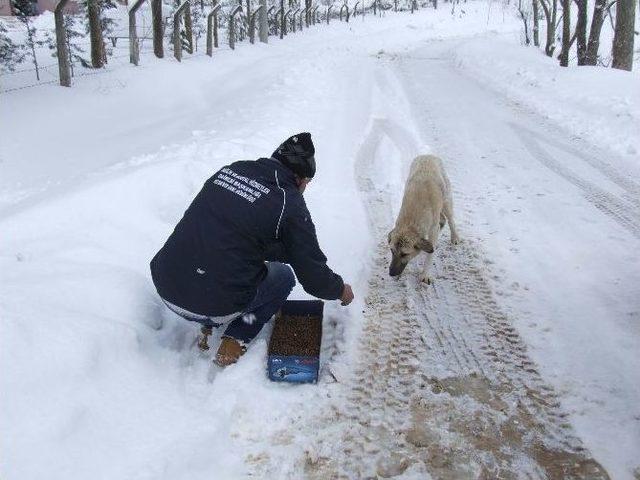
[164,262,295,344]
[223,262,295,343]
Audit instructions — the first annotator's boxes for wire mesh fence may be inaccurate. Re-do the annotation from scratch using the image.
[0,0,431,92]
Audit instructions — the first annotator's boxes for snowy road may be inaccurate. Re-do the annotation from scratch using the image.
[261,40,640,478]
[396,40,640,479]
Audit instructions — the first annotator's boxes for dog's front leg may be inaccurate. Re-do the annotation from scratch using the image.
[419,251,435,285]
[419,226,439,285]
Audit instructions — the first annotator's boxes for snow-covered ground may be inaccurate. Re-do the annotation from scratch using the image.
[453,35,640,160]
[2,3,639,479]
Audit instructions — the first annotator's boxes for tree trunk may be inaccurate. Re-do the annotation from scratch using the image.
[549,0,558,55]
[151,0,164,58]
[584,0,606,65]
[532,0,540,46]
[559,0,571,66]
[574,0,588,64]
[539,0,557,55]
[87,0,104,68]
[611,0,636,70]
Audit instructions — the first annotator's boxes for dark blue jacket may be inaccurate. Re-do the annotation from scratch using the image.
[150,158,344,316]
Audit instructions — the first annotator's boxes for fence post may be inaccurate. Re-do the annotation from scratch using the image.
[87,0,104,68]
[291,7,300,32]
[249,4,264,43]
[274,6,282,36]
[229,5,242,49]
[151,0,163,58]
[54,0,71,86]
[184,3,193,52]
[299,7,306,29]
[249,7,256,43]
[283,9,291,36]
[206,3,221,55]
[128,0,146,66]
[326,4,332,23]
[259,0,268,42]
[267,5,276,35]
[312,5,319,23]
[340,3,349,21]
[173,0,193,61]
[281,2,287,38]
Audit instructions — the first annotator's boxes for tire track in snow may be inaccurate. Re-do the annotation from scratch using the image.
[512,124,640,240]
[304,118,610,479]
[513,125,640,208]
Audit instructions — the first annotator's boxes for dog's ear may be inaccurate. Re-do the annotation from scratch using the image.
[417,238,434,253]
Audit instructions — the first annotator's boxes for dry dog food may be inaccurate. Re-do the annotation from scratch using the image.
[268,314,322,357]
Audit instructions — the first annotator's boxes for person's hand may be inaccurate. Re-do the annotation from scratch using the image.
[340,284,354,306]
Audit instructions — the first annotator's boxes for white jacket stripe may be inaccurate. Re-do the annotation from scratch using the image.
[274,171,286,239]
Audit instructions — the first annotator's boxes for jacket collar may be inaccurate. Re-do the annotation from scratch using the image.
[258,157,297,187]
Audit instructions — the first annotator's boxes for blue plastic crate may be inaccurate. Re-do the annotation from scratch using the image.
[267,300,323,384]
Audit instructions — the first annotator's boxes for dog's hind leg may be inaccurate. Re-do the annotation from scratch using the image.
[439,212,446,229]
[443,194,460,245]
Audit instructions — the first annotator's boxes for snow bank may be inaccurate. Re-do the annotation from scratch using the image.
[453,34,640,163]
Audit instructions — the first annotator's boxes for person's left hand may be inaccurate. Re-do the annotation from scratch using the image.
[340,284,354,306]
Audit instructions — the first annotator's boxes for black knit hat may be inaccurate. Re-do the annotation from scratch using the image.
[272,132,316,179]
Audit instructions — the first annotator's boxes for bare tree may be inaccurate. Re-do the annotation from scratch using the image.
[573,0,588,64]
[517,0,532,45]
[611,0,636,70]
[532,0,540,46]
[538,0,558,56]
[559,0,571,66]
[584,0,609,64]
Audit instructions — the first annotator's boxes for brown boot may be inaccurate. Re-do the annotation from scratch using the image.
[197,325,213,352]
[215,337,246,367]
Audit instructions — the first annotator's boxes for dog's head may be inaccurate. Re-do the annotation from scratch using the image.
[387,228,433,277]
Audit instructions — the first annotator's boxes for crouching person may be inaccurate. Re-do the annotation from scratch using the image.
[150,133,354,367]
